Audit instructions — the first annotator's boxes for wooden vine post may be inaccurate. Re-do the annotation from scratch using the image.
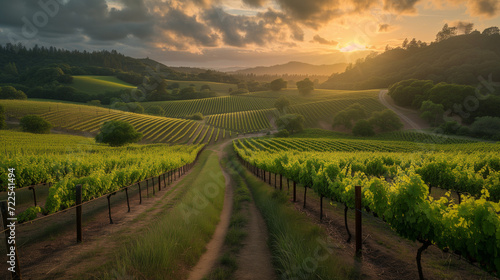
[355,185,362,257]
[76,184,82,243]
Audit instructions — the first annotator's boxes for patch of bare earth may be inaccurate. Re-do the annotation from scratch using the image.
[0,169,194,280]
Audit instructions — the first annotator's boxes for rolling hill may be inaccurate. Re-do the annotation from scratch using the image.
[232,61,348,76]
[72,76,136,95]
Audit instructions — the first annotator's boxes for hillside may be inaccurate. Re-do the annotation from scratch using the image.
[233,61,347,76]
[72,76,136,95]
[321,31,500,89]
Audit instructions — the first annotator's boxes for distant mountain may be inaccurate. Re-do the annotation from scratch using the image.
[321,30,500,90]
[232,61,348,76]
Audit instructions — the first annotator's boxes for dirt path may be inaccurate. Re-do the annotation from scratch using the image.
[234,201,276,280]
[378,89,430,131]
[188,137,276,280]
[187,149,233,280]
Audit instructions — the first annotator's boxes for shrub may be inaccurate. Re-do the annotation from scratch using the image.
[470,117,500,139]
[145,105,165,116]
[0,86,27,100]
[229,88,249,95]
[187,112,204,120]
[274,129,290,137]
[20,115,52,134]
[352,119,375,136]
[276,114,304,134]
[369,109,403,132]
[95,120,143,147]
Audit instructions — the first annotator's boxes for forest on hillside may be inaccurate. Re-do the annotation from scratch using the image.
[321,25,500,90]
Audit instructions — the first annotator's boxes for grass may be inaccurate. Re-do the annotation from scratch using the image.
[204,144,252,280]
[164,79,237,96]
[228,148,362,280]
[95,150,226,279]
[72,76,136,95]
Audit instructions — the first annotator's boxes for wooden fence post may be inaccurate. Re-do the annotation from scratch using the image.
[355,185,362,257]
[1,201,22,280]
[125,187,130,212]
[138,181,142,204]
[107,193,115,224]
[76,184,82,243]
[158,175,161,191]
[303,186,307,208]
[28,186,37,207]
[293,181,296,202]
[146,179,149,197]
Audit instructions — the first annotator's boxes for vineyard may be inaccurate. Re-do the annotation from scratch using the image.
[0,100,225,144]
[234,137,500,277]
[0,130,203,215]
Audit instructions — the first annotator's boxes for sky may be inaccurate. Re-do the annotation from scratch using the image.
[0,0,499,69]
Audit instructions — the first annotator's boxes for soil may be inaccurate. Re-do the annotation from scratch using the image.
[187,146,233,280]
[0,170,194,280]
[233,201,276,280]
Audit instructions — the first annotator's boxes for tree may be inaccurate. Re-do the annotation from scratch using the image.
[0,104,5,129]
[20,115,52,134]
[95,120,143,147]
[436,24,457,42]
[145,105,165,116]
[274,96,290,113]
[276,114,304,134]
[369,109,403,132]
[0,86,27,100]
[352,119,375,136]
[270,78,287,91]
[483,26,500,36]
[201,84,211,91]
[274,129,290,137]
[470,117,500,139]
[332,103,368,129]
[420,100,444,126]
[296,78,314,95]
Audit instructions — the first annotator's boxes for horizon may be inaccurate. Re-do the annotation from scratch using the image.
[0,0,499,69]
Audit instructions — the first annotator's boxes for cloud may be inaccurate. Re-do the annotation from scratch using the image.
[274,0,343,28]
[378,23,396,32]
[242,0,267,7]
[383,0,421,14]
[311,35,338,45]
[449,20,474,34]
[467,0,499,17]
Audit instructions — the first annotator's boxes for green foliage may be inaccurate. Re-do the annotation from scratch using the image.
[95,120,143,147]
[388,79,434,108]
[0,104,5,129]
[438,121,461,135]
[274,129,290,137]
[0,86,27,100]
[322,27,500,90]
[470,117,500,140]
[229,88,249,95]
[276,114,304,134]
[187,112,204,120]
[269,78,287,91]
[296,78,314,95]
[369,109,403,132]
[17,206,42,223]
[20,115,52,134]
[332,103,367,129]
[420,100,444,126]
[145,105,165,116]
[274,96,290,113]
[352,119,375,136]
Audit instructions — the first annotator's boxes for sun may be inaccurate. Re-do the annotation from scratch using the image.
[340,42,367,52]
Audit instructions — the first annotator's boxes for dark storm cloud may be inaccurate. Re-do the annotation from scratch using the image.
[203,7,303,47]
[160,8,219,47]
[274,0,343,28]
[383,0,421,13]
[311,35,338,45]
[469,0,499,17]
